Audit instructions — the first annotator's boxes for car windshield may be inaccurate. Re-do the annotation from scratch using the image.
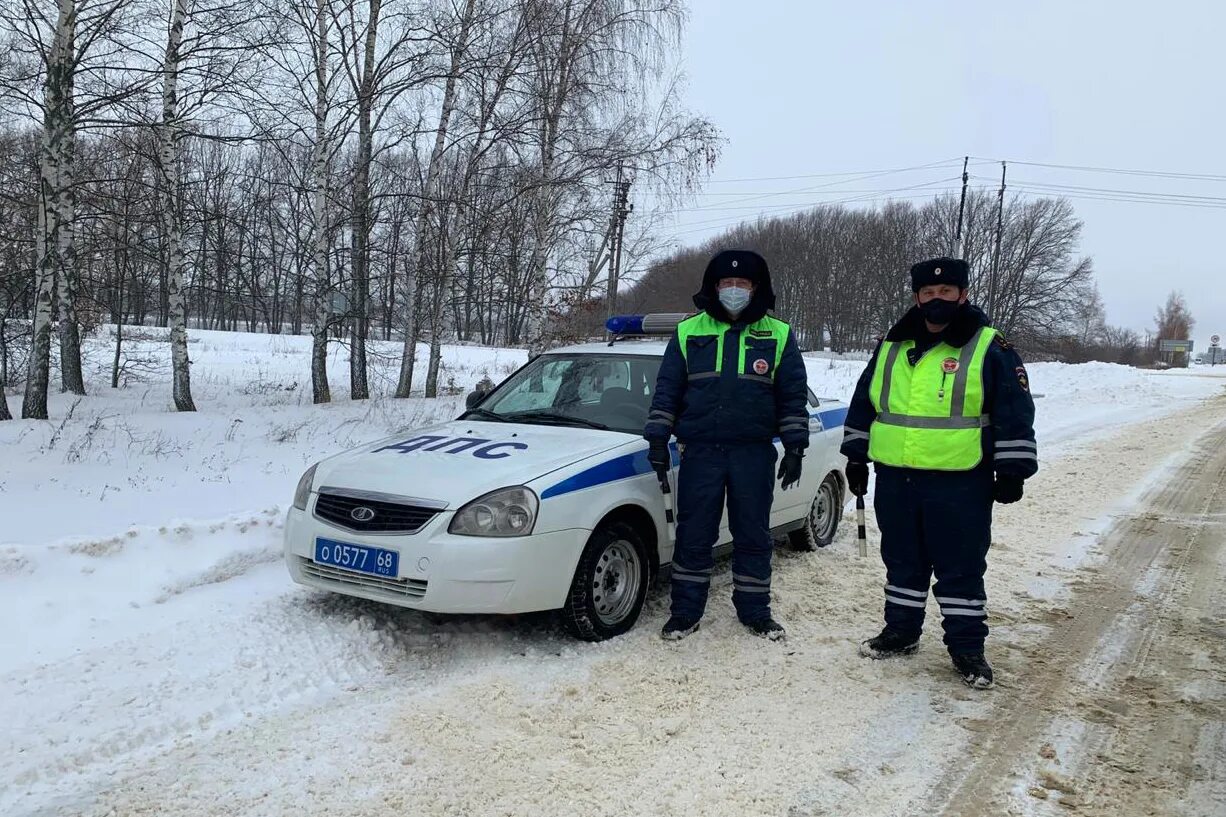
[474,353,663,435]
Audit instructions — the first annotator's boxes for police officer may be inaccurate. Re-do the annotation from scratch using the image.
[645,249,809,642]
[841,257,1037,688]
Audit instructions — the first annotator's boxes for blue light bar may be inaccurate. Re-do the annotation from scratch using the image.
[606,313,692,336]
[606,315,645,335]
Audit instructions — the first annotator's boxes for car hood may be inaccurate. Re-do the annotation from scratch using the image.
[313,419,636,507]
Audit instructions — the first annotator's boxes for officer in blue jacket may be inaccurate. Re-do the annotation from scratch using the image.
[645,250,809,642]
[841,257,1037,689]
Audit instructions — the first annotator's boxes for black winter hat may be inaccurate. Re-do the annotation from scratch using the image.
[910,257,969,292]
[705,249,769,287]
[693,248,776,322]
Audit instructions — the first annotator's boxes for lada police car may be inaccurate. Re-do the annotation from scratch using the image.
[285,314,849,640]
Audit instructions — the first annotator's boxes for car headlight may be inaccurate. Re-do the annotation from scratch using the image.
[449,486,539,537]
[293,464,318,511]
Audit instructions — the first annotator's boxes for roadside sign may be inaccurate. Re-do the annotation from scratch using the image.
[1158,339,1194,353]
[1212,334,1221,345]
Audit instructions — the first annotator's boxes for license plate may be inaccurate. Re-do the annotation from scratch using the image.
[314,537,399,577]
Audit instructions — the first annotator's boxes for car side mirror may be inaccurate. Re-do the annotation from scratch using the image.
[465,388,488,409]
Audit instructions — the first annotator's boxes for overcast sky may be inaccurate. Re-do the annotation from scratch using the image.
[662,0,1224,349]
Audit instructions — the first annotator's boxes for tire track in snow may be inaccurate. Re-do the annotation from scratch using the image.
[932,406,1226,816]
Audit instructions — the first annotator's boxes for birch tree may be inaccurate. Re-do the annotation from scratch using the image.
[152,0,262,410]
[336,0,430,399]
[309,0,335,402]
[255,0,354,403]
[395,0,480,398]
[516,0,715,353]
[1,0,149,418]
[159,0,195,409]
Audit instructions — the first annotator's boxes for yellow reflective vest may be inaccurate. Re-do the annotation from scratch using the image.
[867,327,997,470]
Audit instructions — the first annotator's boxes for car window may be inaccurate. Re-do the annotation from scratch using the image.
[807,387,819,408]
[488,358,573,413]
[577,360,630,403]
[482,354,662,434]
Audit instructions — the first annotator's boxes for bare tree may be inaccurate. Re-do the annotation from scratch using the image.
[1154,290,1195,340]
[309,0,336,403]
[395,0,479,398]
[159,0,196,409]
[336,0,430,399]
[1,0,150,417]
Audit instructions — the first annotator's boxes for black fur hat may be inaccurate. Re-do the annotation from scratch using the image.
[910,257,969,292]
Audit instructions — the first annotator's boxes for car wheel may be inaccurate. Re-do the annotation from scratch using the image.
[788,471,843,551]
[560,520,650,641]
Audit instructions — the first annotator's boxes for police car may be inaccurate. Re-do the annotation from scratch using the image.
[284,314,849,640]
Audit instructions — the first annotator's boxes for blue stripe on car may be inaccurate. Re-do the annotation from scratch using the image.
[540,451,650,500]
[816,406,848,429]
[540,407,845,501]
[541,445,680,500]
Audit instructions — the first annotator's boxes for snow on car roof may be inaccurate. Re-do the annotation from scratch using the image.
[546,340,669,357]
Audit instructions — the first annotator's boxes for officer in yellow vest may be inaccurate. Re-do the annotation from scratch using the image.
[645,250,809,642]
[840,257,1037,689]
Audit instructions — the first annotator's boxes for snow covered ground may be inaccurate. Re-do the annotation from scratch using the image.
[3,330,1225,817]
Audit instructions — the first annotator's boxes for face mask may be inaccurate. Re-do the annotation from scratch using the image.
[918,297,961,326]
[718,286,752,316]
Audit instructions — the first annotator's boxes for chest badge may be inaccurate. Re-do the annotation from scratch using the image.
[941,357,960,374]
[753,358,769,375]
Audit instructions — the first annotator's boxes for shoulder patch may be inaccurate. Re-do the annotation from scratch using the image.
[1015,365,1030,393]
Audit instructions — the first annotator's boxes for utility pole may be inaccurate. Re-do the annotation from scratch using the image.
[987,161,1007,320]
[606,164,632,319]
[954,156,969,258]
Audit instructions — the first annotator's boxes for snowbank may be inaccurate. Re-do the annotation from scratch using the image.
[2,329,1224,816]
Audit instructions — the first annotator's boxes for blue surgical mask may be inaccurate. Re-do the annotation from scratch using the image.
[719,286,752,316]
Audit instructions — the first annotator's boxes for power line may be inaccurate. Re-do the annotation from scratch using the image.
[653,176,963,214]
[664,180,962,232]
[660,186,966,241]
[690,157,966,185]
[674,158,963,215]
[1006,179,1226,205]
[968,157,1226,183]
[1010,186,1226,210]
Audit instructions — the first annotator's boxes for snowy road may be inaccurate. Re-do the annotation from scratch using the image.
[5,333,1226,816]
[935,401,1226,816]
[7,398,1224,817]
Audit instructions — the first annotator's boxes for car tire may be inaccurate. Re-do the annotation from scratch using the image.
[788,471,843,551]
[560,520,651,641]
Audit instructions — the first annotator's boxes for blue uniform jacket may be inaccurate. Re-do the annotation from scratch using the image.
[646,323,810,450]
[840,304,1038,479]
[643,257,810,452]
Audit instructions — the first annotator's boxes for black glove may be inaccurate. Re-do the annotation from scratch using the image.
[845,462,869,497]
[777,449,803,490]
[647,439,671,477]
[994,474,1024,504]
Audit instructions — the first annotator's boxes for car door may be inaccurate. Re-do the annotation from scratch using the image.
[767,387,823,528]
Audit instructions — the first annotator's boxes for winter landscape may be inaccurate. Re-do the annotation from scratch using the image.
[4,331,1225,816]
[4,0,1226,815]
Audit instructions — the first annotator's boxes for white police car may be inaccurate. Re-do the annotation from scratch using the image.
[285,314,849,640]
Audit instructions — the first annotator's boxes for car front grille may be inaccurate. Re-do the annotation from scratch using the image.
[300,558,428,600]
[314,489,442,534]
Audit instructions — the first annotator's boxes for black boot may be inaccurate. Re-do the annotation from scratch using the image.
[859,627,920,659]
[660,615,700,641]
[951,652,994,689]
[743,617,786,641]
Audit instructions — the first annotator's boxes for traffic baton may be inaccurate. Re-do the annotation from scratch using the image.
[855,495,868,558]
[658,470,677,545]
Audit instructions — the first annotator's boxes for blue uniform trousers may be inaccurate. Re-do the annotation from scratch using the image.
[669,442,777,623]
[874,464,993,654]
